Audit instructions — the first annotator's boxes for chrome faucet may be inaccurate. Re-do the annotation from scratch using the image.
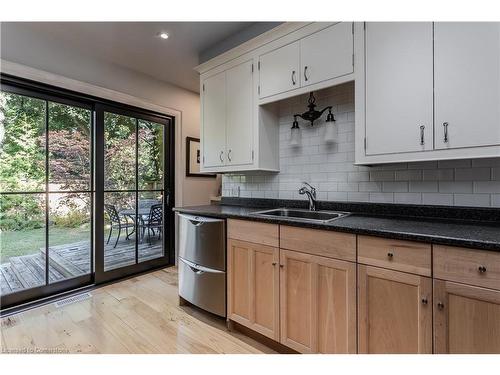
[299,182,317,211]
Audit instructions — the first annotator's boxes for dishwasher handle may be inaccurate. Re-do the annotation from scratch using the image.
[177,212,224,227]
[179,257,225,275]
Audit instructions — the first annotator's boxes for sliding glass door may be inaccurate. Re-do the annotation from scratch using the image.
[0,76,175,309]
[0,85,93,307]
[94,104,173,283]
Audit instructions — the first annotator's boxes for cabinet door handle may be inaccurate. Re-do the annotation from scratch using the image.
[420,125,425,145]
[443,122,449,143]
[421,298,428,305]
[437,302,445,310]
[227,149,232,162]
[279,264,284,268]
[219,151,224,162]
[304,66,309,82]
[478,265,487,273]
[387,252,394,260]
[272,262,277,266]
[291,70,296,85]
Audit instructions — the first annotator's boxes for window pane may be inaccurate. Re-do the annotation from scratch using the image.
[104,192,136,271]
[0,193,46,295]
[0,92,46,193]
[48,193,91,283]
[104,112,136,191]
[138,191,163,262]
[48,102,91,191]
[138,120,163,190]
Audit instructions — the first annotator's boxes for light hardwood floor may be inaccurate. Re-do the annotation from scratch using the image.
[0,267,275,354]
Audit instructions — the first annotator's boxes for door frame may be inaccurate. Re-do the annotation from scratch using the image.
[0,74,176,310]
[94,102,175,284]
[0,78,95,309]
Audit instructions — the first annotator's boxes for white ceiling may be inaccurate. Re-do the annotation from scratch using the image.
[1,22,267,92]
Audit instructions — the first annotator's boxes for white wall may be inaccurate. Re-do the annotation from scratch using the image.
[1,22,219,206]
[223,82,500,207]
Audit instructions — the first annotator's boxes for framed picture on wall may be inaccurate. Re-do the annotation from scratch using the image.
[186,137,216,177]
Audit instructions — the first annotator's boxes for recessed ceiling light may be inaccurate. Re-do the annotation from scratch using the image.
[159,32,169,40]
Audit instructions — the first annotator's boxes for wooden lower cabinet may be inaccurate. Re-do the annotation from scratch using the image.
[358,265,432,353]
[226,221,499,354]
[279,249,357,353]
[227,239,280,340]
[434,280,500,353]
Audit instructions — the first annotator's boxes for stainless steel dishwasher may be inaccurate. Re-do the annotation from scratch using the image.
[177,213,226,317]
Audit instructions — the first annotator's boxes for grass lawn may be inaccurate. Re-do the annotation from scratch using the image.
[0,226,90,263]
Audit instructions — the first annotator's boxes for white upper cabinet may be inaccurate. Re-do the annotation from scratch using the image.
[201,60,254,171]
[365,22,434,155]
[202,71,226,167]
[259,42,300,98]
[258,23,355,100]
[198,22,357,172]
[356,21,500,164]
[434,22,500,150]
[300,22,354,87]
[226,60,254,166]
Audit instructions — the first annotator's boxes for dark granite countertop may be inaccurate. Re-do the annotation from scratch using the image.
[173,203,500,252]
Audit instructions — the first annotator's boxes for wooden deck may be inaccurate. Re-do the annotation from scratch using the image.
[0,237,162,296]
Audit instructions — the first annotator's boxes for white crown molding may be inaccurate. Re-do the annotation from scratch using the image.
[194,22,311,74]
[0,59,184,206]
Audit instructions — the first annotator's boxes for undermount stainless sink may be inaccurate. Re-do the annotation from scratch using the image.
[251,208,350,223]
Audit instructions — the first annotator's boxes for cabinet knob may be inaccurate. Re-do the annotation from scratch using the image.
[478,265,487,273]
[437,302,445,310]
[387,252,394,260]
[421,298,428,305]
[291,70,296,85]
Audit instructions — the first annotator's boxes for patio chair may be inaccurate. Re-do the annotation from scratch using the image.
[104,204,135,248]
[140,204,163,245]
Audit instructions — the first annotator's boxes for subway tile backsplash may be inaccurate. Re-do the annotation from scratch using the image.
[222,82,500,207]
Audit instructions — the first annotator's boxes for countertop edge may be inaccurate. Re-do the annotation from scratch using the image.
[173,206,500,252]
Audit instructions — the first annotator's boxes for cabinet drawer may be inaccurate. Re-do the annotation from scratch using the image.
[434,245,500,290]
[358,235,431,276]
[280,226,356,262]
[227,219,279,247]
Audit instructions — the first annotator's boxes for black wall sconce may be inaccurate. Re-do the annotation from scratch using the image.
[290,92,336,146]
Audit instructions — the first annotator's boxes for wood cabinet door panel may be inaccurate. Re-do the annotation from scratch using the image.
[317,259,356,353]
[228,240,251,321]
[280,249,356,353]
[280,249,316,353]
[434,280,500,353]
[253,248,279,335]
[227,239,279,340]
[358,265,432,353]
